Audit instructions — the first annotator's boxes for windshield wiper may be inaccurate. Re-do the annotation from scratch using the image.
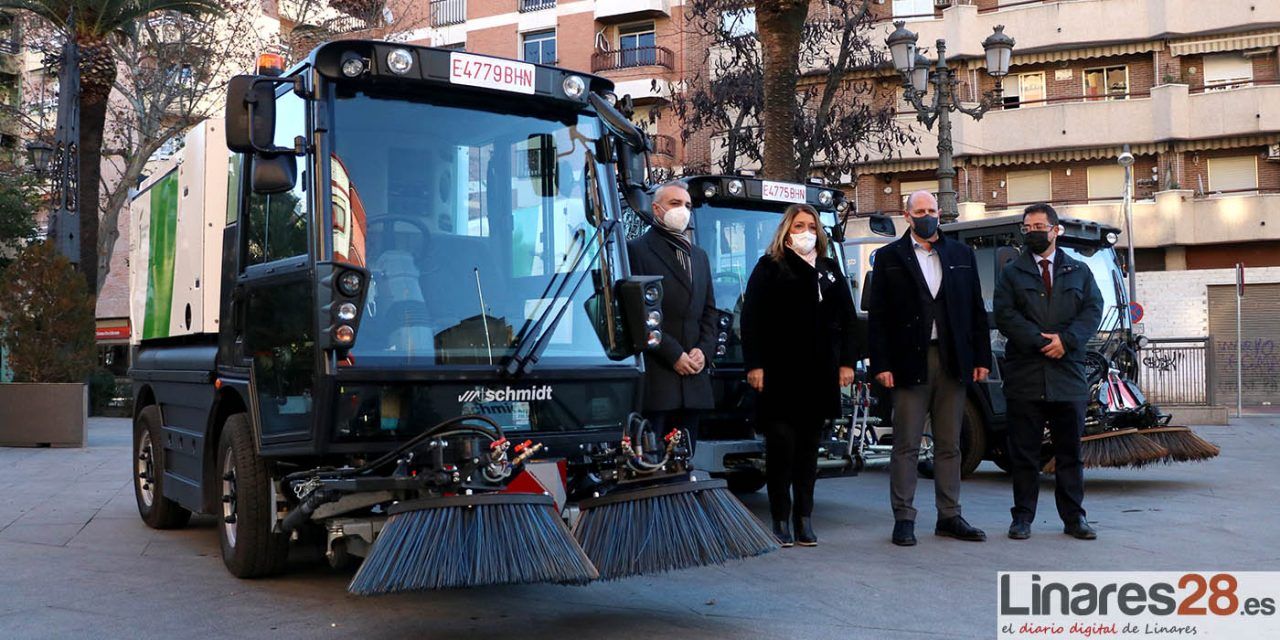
[502,219,617,377]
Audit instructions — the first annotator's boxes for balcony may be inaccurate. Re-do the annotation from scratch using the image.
[519,0,555,12]
[594,0,670,23]
[874,0,1280,67]
[650,133,676,157]
[430,0,465,27]
[591,46,674,73]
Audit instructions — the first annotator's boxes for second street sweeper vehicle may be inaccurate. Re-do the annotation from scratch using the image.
[128,43,775,595]
[846,213,1218,475]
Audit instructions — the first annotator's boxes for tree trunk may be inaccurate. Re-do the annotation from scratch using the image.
[78,93,106,295]
[756,0,808,182]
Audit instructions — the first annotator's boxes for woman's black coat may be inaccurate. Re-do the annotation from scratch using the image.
[740,249,859,422]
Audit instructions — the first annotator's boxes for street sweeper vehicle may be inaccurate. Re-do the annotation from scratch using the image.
[628,175,862,493]
[127,42,776,595]
[846,213,1219,476]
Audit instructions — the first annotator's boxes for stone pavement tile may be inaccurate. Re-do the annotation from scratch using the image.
[0,522,84,546]
[0,606,124,640]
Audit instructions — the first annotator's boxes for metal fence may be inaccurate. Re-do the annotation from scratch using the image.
[430,0,466,27]
[1137,337,1212,406]
[519,0,556,12]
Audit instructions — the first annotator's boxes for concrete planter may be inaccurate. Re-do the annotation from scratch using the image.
[0,383,88,447]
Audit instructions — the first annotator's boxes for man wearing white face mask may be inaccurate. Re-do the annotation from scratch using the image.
[627,181,718,453]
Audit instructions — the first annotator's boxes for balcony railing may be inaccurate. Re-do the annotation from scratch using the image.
[430,0,465,27]
[0,40,19,56]
[650,134,675,157]
[519,0,556,12]
[591,46,674,72]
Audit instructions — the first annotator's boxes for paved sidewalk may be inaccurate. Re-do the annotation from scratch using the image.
[0,416,1275,639]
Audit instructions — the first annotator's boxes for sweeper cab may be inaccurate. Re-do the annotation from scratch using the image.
[846,213,1217,474]
[128,42,775,593]
[624,175,862,493]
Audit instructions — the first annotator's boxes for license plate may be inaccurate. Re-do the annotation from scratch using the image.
[761,180,807,204]
[449,52,536,95]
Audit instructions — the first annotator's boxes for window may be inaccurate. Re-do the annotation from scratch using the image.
[1084,65,1128,101]
[1002,72,1046,109]
[246,89,308,265]
[1207,156,1257,193]
[522,29,556,65]
[619,23,656,67]
[1086,164,1130,201]
[900,179,938,209]
[892,0,933,18]
[720,8,756,39]
[1203,53,1253,91]
[1006,169,1052,205]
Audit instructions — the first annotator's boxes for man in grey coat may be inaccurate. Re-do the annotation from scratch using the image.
[994,203,1104,541]
[627,181,718,446]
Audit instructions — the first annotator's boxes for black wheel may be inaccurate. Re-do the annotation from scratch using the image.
[724,470,768,494]
[959,402,987,479]
[990,445,1013,474]
[217,413,289,578]
[916,426,935,479]
[133,406,193,529]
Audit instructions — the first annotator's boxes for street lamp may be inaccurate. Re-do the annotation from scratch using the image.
[887,22,1015,221]
[1118,143,1137,310]
[25,140,53,174]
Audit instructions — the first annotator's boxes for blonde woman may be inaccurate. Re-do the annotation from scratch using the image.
[740,203,858,547]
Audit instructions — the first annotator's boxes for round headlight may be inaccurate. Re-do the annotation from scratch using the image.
[643,284,661,305]
[563,75,586,99]
[341,53,366,78]
[334,324,356,344]
[702,184,717,199]
[600,90,618,106]
[337,271,363,297]
[818,190,834,207]
[336,302,358,322]
[718,315,731,328]
[646,310,661,329]
[1136,335,1150,349]
[717,331,728,344]
[715,345,727,357]
[836,200,850,213]
[646,330,662,349]
[727,179,744,196]
[1105,231,1119,245]
[386,49,413,75]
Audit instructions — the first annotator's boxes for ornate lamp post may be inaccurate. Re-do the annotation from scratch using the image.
[46,31,81,264]
[886,22,1015,221]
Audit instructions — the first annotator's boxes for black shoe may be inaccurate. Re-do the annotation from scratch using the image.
[773,520,794,547]
[892,520,917,546]
[1064,517,1097,540]
[794,517,818,547]
[935,515,987,541]
[1008,521,1031,540]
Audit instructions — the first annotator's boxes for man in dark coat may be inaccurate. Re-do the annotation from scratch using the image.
[627,181,718,447]
[867,190,992,547]
[994,203,1104,541]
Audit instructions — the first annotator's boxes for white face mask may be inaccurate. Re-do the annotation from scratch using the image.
[659,205,690,233]
[789,231,817,255]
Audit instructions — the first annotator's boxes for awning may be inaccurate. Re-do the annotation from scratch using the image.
[1172,133,1280,152]
[96,318,130,342]
[1169,30,1280,56]
[856,158,939,174]
[968,143,1163,167]
[966,41,1163,69]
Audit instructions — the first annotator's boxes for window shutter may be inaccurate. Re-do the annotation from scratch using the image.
[1203,53,1253,85]
[1207,156,1258,192]
[1087,165,1126,200]
[1006,169,1052,205]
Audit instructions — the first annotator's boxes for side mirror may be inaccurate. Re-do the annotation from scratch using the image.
[868,214,896,237]
[588,93,652,214]
[859,271,874,312]
[226,75,278,154]
[251,153,297,194]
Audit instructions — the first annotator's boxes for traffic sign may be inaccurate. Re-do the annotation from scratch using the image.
[1128,301,1144,324]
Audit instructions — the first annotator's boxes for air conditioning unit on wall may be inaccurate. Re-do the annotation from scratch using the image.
[1267,144,1280,161]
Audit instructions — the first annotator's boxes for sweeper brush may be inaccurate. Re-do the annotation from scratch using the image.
[1139,426,1221,463]
[572,477,778,580]
[1043,429,1170,473]
[349,493,597,595]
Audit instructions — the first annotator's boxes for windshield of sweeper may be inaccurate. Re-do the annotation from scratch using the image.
[328,90,627,369]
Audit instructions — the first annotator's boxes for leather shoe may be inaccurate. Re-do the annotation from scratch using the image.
[935,515,987,541]
[773,520,794,547]
[1008,521,1031,540]
[1064,517,1097,540]
[794,517,818,547]
[892,520,917,546]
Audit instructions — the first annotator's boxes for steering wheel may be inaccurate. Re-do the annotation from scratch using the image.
[366,215,433,257]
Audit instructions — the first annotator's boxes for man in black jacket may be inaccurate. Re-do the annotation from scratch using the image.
[994,203,1104,541]
[627,181,718,448]
[868,191,992,547]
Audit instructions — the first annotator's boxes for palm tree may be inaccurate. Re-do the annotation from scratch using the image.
[0,0,219,292]
[756,0,809,182]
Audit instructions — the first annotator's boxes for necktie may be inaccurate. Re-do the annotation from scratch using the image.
[1039,259,1053,298]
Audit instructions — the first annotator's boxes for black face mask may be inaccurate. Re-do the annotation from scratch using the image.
[1024,230,1052,254]
[911,215,939,239]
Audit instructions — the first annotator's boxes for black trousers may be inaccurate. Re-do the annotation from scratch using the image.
[762,417,824,523]
[646,410,700,454]
[1006,398,1086,524]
